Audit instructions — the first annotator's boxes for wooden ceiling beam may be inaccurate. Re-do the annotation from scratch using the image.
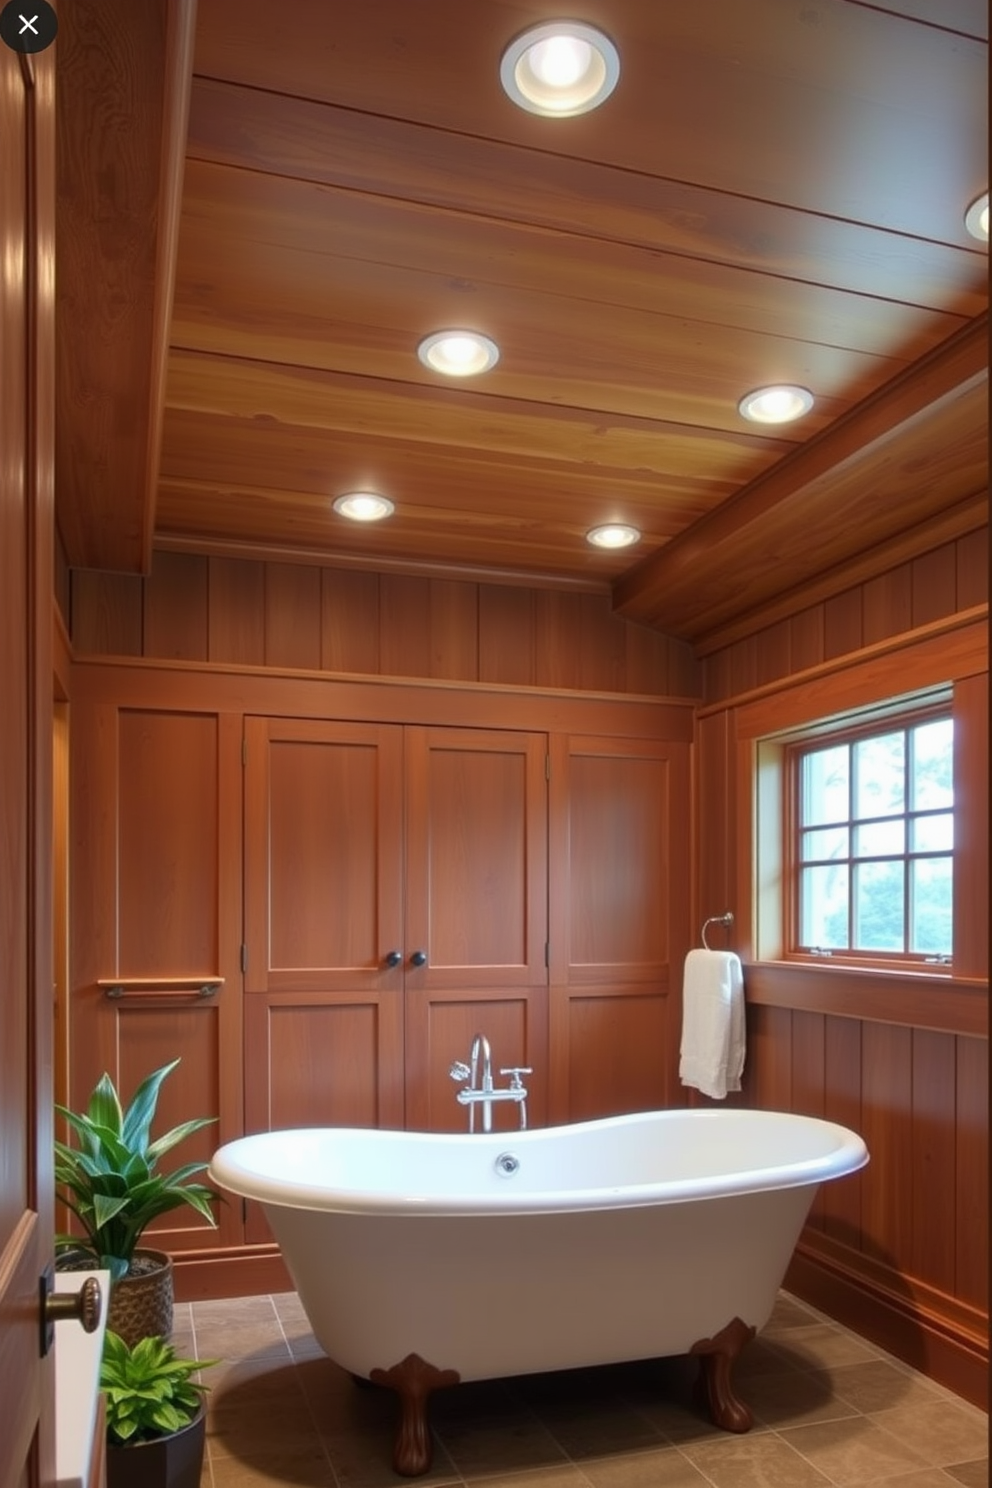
[55,0,197,572]
[612,315,989,642]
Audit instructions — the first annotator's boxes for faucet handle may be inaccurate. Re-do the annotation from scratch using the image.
[449,1060,471,1083]
[500,1066,532,1088]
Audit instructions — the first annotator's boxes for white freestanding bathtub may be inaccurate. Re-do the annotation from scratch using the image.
[210,1108,868,1475]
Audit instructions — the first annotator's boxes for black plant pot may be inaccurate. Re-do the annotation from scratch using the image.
[106,1403,205,1488]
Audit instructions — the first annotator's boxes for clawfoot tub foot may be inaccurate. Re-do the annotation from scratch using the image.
[369,1352,461,1476]
[689,1315,756,1432]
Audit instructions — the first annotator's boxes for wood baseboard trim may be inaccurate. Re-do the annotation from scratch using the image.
[785,1243,988,1410]
[172,1245,291,1302]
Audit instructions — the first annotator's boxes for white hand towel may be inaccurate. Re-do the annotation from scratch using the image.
[679,948,745,1100]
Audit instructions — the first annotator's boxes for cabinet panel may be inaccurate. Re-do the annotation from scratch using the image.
[549,984,672,1124]
[405,727,547,989]
[405,986,548,1133]
[550,736,690,985]
[548,735,691,1120]
[69,706,244,1255]
[245,718,405,990]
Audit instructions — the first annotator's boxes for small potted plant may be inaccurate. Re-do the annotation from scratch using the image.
[101,1329,216,1488]
[55,1058,219,1344]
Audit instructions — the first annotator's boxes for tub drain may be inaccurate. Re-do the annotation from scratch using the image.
[494,1152,520,1176]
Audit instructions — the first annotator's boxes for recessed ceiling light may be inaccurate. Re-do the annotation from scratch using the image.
[738,385,814,425]
[965,191,989,243]
[333,492,395,522]
[417,330,500,377]
[586,523,641,549]
[500,22,620,117]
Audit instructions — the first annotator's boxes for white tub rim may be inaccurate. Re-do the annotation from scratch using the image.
[209,1108,868,1219]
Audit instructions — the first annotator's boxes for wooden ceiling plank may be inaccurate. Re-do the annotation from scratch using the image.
[185,80,988,316]
[56,0,197,572]
[613,317,988,638]
[191,0,986,242]
[174,158,969,364]
[163,348,789,482]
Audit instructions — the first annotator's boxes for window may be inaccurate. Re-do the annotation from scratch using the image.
[790,712,953,962]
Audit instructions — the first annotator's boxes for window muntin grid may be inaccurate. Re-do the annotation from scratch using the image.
[794,716,953,960]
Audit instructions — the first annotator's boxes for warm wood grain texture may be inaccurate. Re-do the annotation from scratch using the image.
[0,38,57,1487]
[72,550,701,697]
[56,0,196,570]
[69,705,245,1256]
[616,322,988,639]
[56,3,988,629]
[696,542,988,1401]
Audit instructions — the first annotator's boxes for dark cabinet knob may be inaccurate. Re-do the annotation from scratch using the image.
[384,950,403,968]
[409,950,428,967]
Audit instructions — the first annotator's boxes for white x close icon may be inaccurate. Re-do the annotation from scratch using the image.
[18,12,38,32]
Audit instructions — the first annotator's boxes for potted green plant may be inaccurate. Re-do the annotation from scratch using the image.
[55,1058,219,1345]
[101,1329,217,1488]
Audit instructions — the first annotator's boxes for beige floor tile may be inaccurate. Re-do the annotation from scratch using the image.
[437,1411,570,1477]
[322,1425,460,1487]
[581,1445,714,1487]
[779,1415,933,1484]
[945,1462,990,1488]
[871,1402,991,1468]
[465,1468,593,1488]
[860,1472,976,1488]
[208,1439,337,1486]
[827,1359,944,1414]
[762,1297,827,1334]
[766,1324,881,1371]
[739,1367,861,1428]
[681,1431,835,1487]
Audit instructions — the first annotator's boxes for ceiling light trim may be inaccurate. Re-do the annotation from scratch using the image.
[586,522,641,550]
[417,330,500,377]
[964,191,989,243]
[500,21,620,117]
[333,492,395,523]
[738,385,815,425]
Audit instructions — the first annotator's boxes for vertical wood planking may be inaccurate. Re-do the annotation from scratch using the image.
[696,711,734,931]
[208,556,265,665]
[429,578,478,680]
[791,1010,826,1224]
[265,562,321,669]
[862,565,913,645]
[909,1029,957,1292]
[821,1015,863,1245]
[955,1035,988,1310]
[478,584,535,685]
[823,590,862,659]
[754,619,790,686]
[745,1005,792,1110]
[71,570,143,655]
[624,620,670,695]
[911,543,958,626]
[860,1022,913,1276]
[956,525,988,609]
[788,606,824,674]
[143,551,208,659]
[321,568,379,674]
[534,591,582,690]
[577,592,627,693]
[379,574,431,677]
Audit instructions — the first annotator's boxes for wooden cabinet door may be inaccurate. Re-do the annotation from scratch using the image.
[548,735,691,1122]
[404,727,548,1131]
[70,707,244,1259]
[243,718,406,1141]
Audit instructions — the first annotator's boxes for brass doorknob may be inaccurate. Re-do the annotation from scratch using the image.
[45,1275,102,1333]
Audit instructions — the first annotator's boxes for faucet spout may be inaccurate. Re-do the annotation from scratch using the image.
[469,1034,493,1131]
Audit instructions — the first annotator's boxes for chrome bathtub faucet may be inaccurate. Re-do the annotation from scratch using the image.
[448,1034,532,1132]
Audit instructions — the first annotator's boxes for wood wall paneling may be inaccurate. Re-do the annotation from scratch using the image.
[143,549,208,659]
[265,561,321,669]
[404,988,547,1133]
[953,670,989,979]
[208,556,265,665]
[552,986,672,1124]
[955,1035,988,1312]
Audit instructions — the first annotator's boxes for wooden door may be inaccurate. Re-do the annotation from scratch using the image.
[404,727,548,1131]
[69,706,244,1259]
[243,717,406,1146]
[548,735,691,1123]
[0,35,56,1488]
